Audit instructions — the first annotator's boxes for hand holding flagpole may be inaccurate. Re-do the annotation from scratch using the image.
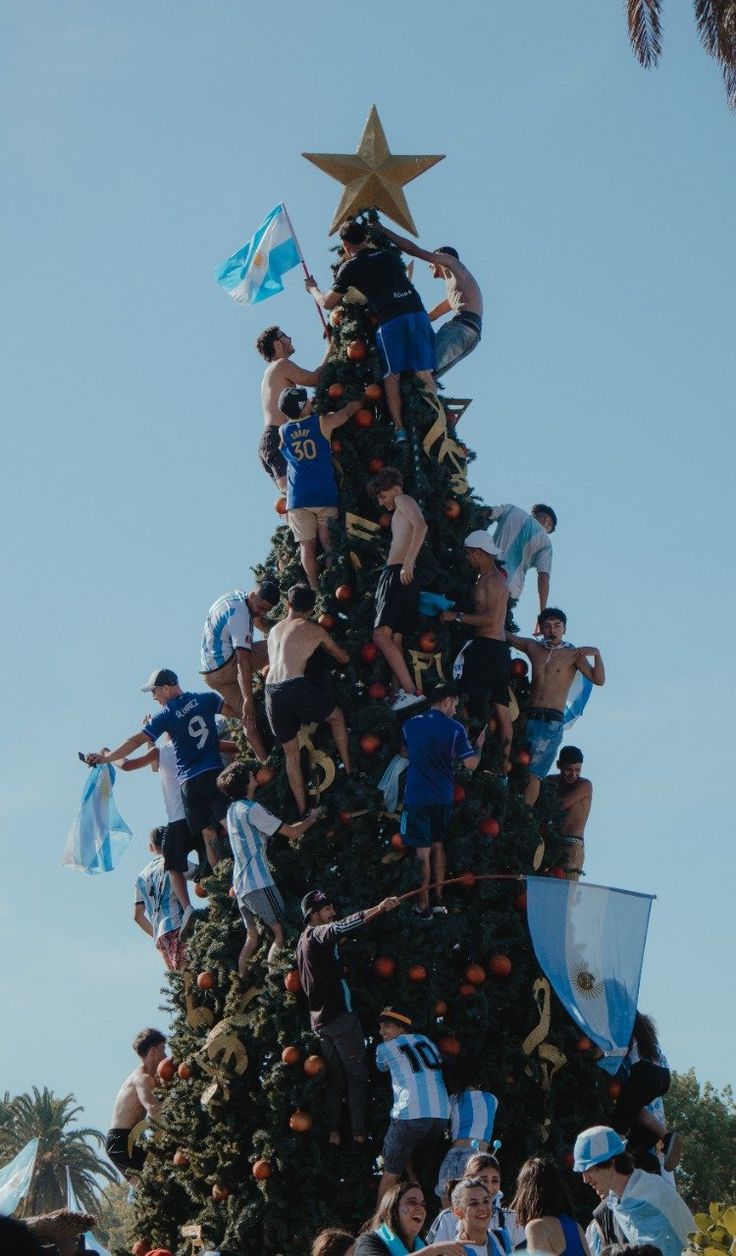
[280,202,328,335]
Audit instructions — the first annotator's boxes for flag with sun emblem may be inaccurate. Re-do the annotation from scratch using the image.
[215,203,301,304]
[526,877,654,1074]
[62,764,132,874]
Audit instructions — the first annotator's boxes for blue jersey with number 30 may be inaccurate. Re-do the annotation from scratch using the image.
[376,1033,450,1120]
[143,691,223,783]
[281,412,338,510]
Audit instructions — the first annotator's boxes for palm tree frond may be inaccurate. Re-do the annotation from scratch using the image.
[627,0,663,67]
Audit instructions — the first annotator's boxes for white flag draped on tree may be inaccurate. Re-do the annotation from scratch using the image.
[526,877,654,1074]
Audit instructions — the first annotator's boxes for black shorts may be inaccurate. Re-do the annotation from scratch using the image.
[106,1127,146,1175]
[163,817,204,874]
[374,564,419,635]
[258,425,287,482]
[456,638,511,720]
[181,769,228,836]
[265,678,335,744]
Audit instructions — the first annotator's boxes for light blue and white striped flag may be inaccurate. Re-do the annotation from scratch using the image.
[62,765,132,874]
[526,877,654,1074]
[609,1168,695,1256]
[0,1138,38,1215]
[215,203,301,304]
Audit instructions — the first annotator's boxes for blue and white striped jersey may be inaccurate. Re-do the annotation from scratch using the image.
[490,504,552,600]
[376,1033,450,1121]
[200,590,253,671]
[450,1090,498,1143]
[135,856,183,941]
[227,799,282,896]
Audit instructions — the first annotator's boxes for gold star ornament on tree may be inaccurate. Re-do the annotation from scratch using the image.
[303,105,444,236]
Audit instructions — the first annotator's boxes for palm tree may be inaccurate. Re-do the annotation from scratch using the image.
[0,1087,117,1216]
[626,0,736,107]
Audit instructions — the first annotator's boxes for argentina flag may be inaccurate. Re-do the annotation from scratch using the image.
[564,668,593,726]
[216,203,301,304]
[0,1138,38,1215]
[62,764,132,874]
[526,877,654,1074]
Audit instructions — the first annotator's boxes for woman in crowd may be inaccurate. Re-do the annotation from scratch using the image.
[448,1178,506,1256]
[353,1181,464,1255]
[428,1152,518,1251]
[511,1156,590,1256]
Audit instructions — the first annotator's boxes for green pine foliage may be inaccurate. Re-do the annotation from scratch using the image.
[131,216,613,1255]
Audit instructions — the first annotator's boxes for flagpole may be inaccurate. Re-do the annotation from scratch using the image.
[280,202,329,335]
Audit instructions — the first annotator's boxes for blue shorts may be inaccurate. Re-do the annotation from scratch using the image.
[376,311,436,377]
[435,1144,474,1196]
[525,714,564,781]
[400,804,452,849]
[382,1116,448,1175]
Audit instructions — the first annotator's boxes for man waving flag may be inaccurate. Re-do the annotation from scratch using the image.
[216,203,301,304]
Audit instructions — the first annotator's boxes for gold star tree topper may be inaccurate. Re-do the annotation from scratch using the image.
[303,105,444,236]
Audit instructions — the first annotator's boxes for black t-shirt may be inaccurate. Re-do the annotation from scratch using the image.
[332,248,424,324]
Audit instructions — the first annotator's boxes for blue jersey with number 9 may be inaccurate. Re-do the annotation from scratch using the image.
[281,412,338,510]
[143,691,223,783]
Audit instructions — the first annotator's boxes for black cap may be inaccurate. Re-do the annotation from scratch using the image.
[301,889,332,921]
[256,579,280,607]
[140,668,178,692]
[279,386,309,421]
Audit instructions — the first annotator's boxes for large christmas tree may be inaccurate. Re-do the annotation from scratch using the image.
[130,113,615,1256]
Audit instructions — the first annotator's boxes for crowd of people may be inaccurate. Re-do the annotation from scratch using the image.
[82,215,692,1254]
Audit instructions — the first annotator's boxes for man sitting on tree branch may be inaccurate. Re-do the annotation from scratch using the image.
[381,225,483,380]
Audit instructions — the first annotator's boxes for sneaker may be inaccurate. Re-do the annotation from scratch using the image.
[663,1130,682,1171]
[412,905,433,922]
[431,903,448,917]
[180,905,198,941]
[390,689,424,712]
[393,429,407,444]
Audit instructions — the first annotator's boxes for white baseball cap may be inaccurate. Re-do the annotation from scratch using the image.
[464,530,500,556]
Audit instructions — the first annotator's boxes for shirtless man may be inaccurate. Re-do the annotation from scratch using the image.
[545,746,592,880]
[256,326,329,493]
[367,467,428,712]
[507,607,605,806]
[105,1028,166,1180]
[265,583,353,815]
[440,530,512,770]
[382,226,483,379]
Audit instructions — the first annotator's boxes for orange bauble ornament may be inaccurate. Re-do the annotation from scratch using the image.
[510,658,528,678]
[354,408,374,429]
[434,999,448,1016]
[289,1109,313,1132]
[327,381,344,398]
[303,1054,326,1077]
[373,956,396,979]
[577,1036,592,1052]
[516,749,531,766]
[443,500,462,520]
[418,630,437,652]
[368,457,385,473]
[177,1062,191,1080]
[196,971,215,991]
[390,833,404,850]
[194,882,208,899]
[335,584,353,602]
[364,382,382,401]
[212,1184,230,1202]
[368,681,387,700]
[318,612,336,630]
[548,866,566,879]
[607,1079,622,1100]
[274,496,287,515]
[360,641,378,663]
[156,1057,176,1083]
[488,954,512,978]
[478,817,500,838]
[465,963,486,986]
[360,732,382,755]
[281,1045,301,1066]
[173,1149,189,1168]
[252,1158,272,1180]
[331,439,343,455]
[346,339,367,362]
[329,308,344,327]
[453,783,465,804]
[459,983,476,997]
[408,964,427,983]
[438,1034,461,1057]
[284,970,302,994]
[255,765,275,786]
[459,872,477,888]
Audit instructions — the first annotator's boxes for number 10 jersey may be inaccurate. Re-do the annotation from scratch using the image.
[376,1033,450,1120]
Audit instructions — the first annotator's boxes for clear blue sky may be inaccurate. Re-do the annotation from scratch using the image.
[2,2,734,1141]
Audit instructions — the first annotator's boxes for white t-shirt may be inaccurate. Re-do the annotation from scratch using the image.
[490,505,552,600]
[156,742,185,823]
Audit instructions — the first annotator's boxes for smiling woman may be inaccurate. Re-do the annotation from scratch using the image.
[353,1181,464,1256]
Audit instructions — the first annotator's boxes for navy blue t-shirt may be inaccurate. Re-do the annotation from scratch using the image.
[281,412,338,510]
[401,708,475,807]
[143,691,224,783]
